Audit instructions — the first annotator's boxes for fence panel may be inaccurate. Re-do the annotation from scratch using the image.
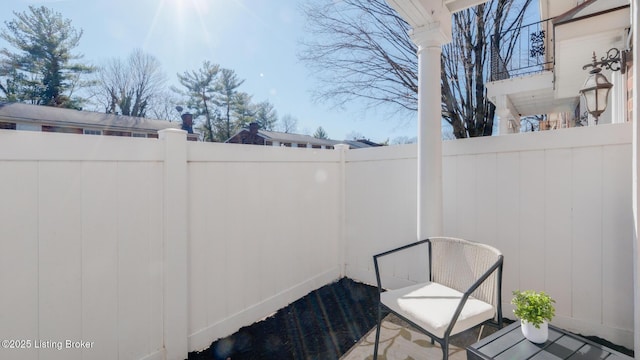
[344,124,634,349]
[0,131,166,360]
[186,144,342,352]
[0,123,634,357]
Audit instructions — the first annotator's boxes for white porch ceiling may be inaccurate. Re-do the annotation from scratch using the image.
[505,90,579,117]
[486,71,579,117]
[443,0,488,13]
[539,0,581,20]
[386,0,488,28]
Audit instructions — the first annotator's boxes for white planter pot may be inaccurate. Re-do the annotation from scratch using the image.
[521,320,548,344]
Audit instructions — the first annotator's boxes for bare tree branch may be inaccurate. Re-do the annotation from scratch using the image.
[91,49,166,117]
[299,0,533,138]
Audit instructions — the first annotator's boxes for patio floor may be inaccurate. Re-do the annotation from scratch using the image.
[187,278,633,360]
[340,313,486,360]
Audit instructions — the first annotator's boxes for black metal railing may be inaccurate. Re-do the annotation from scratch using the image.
[490,18,554,81]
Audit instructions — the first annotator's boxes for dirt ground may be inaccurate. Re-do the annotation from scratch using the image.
[188,278,386,360]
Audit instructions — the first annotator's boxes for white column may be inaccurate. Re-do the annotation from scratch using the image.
[611,68,627,124]
[411,22,451,240]
[496,94,519,135]
[498,109,514,135]
[632,0,640,356]
[158,128,189,359]
[334,144,350,276]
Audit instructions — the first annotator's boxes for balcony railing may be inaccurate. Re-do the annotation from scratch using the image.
[491,18,554,81]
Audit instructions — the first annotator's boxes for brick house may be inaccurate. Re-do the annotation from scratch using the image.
[0,102,199,140]
[226,123,380,149]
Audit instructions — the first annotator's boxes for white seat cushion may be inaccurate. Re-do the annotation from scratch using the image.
[380,281,495,338]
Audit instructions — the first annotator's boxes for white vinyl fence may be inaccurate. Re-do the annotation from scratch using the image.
[0,122,635,360]
[185,141,342,351]
[0,129,343,360]
[0,130,167,360]
[344,123,634,349]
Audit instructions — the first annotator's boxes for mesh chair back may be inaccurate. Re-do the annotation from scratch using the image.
[429,237,502,308]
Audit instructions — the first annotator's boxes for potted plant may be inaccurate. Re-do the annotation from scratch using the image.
[511,290,556,343]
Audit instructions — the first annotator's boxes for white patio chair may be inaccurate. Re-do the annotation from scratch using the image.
[372,237,503,360]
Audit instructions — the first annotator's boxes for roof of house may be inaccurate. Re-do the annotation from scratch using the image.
[342,139,382,149]
[227,127,382,149]
[257,129,340,147]
[0,102,180,132]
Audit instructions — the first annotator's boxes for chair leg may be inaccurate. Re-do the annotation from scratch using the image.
[373,304,382,360]
[477,324,485,342]
[442,340,449,360]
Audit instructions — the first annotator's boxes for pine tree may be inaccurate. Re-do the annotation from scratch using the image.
[173,61,220,142]
[313,126,329,139]
[0,6,94,108]
[255,101,278,131]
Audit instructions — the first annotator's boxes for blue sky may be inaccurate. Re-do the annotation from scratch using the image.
[0,0,417,142]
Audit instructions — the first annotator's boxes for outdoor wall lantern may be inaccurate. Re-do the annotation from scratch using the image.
[579,48,626,124]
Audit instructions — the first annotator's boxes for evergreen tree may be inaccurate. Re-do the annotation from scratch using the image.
[254,100,278,131]
[233,92,255,130]
[0,6,93,108]
[174,63,260,141]
[173,61,220,142]
[313,126,329,139]
[215,68,245,141]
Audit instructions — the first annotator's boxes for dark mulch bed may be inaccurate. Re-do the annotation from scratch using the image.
[188,277,635,360]
[188,278,387,360]
[582,334,634,358]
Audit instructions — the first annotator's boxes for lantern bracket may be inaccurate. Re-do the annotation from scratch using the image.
[582,48,627,74]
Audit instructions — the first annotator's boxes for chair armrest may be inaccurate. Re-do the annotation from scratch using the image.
[373,239,430,295]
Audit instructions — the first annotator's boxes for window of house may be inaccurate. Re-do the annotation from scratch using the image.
[84,129,102,135]
[103,130,132,137]
[42,125,83,134]
[16,123,40,131]
[0,122,16,130]
[132,133,147,138]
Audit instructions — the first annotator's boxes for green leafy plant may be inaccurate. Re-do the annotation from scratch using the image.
[511,290,556,328]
